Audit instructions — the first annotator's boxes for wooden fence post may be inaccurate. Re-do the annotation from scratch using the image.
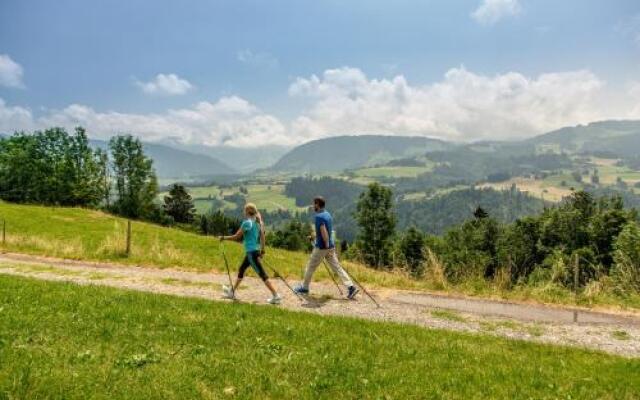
[126,219,132,256]
[573,254,579,323]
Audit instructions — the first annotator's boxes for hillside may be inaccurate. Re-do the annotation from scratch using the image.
[526,120,640,156]
[271,135,452,172]
[90,140,236,179]
[175,143,292,173]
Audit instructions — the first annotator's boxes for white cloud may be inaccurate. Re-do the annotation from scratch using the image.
[289,66,620,142]
[237,49,279,69]
[0,98,34,133]
[135,73,194,95]
[471,0,521,25]
[2,65,640,147]
[1,96,290,147]
[0,54,25,88]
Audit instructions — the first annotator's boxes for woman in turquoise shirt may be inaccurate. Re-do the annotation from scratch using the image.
[219,203,282,304]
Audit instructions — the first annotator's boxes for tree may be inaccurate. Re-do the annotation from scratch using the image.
[473,206,489,219]
[266,220,313,252]
[0,127,106,207]
[612,221,640,291]
[109,135,158,219]
[398,227,426,277]
[163,184,196,223]
[591,170,600,185]
[355,183,396,268]
[200,210,240,236]
[65,127,106,206]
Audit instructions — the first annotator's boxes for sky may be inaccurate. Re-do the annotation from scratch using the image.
[1,0,640,147]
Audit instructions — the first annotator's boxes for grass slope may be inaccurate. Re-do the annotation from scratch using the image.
[1,201,639,310]
[0,201,411,289]
[1,275,639,399]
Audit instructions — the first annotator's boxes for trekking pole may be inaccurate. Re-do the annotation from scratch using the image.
[262,259,305,302]
[309,238,343,295]
[342,265,381,308]
[321,259,344,295]
[219,239,235,298]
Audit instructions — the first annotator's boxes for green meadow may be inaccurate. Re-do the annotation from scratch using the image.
[1,275,638,399]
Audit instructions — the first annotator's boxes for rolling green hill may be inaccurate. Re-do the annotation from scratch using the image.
[271,135,452,173]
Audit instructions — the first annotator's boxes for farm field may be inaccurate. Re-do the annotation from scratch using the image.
[351,165,433,178]
[595,165,640,185]
[1,275,639,399]
[480,178,574,202]
[161,184,305,214]
[481,164,640,202]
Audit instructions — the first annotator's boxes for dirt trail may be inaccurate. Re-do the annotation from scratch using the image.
[1,251,639,357]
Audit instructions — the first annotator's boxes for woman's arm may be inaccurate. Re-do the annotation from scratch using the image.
[220,227,243,242]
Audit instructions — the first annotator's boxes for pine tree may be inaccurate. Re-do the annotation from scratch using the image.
[399,226,425,277]
[355,182,396,268]
[163,184,196,223]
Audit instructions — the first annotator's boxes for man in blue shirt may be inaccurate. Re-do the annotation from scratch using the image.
[295,196,359,299]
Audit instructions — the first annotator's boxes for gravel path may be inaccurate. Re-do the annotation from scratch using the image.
[1,252,639,357]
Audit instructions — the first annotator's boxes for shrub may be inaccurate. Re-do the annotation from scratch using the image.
[611,221,640,291]
[397,227,426,278]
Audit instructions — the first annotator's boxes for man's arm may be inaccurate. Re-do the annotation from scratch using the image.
[319,223,330,249]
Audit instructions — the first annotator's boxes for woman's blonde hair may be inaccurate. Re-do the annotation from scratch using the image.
[244,203,258,217]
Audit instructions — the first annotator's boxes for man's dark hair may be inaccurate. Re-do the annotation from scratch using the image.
[313,196,326,208]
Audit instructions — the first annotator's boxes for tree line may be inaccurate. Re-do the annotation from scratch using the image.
[0,127,179,225]
[349,183,640,293]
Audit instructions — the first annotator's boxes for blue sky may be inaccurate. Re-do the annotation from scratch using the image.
[1,0,640,146]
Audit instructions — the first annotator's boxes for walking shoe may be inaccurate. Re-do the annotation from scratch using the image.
[293,284,309,295]
[222,285,236,300]
[267,293,282,305]
[347,285,360,300]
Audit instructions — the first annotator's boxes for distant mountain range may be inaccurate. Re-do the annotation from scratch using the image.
[162,142,291,173]
[4,119,640,179]
[89,140,236,179]
[271,135,452,172]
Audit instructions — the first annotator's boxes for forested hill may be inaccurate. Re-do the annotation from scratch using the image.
[525,120,640,156]
[271,135,452,172]
[396,187,545,235]
[90,140,236,178]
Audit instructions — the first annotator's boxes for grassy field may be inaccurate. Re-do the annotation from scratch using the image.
[352,165,433,178]
[161,184,304,213]
[1,201,639,310]
[596,165,640,185]
[1,275,639,399]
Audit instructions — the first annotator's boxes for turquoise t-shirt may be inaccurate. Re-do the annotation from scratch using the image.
[241,218,261,252]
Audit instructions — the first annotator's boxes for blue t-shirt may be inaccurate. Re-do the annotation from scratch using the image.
[314,210,335,249]
[241,218,261,252]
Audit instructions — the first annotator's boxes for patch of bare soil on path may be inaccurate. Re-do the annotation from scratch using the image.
[1,252,639,357]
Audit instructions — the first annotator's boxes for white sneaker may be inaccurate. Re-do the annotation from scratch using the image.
[267,293,282,305]
[222,285,236,300]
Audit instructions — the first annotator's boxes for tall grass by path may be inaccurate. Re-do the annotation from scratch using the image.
[2,201,640,310]
[1,275,639,399]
